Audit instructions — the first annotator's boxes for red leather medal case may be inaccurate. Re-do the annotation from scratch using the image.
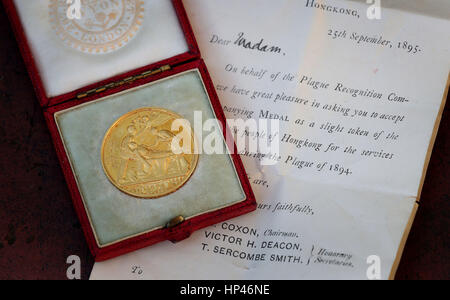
[4,0,256,261]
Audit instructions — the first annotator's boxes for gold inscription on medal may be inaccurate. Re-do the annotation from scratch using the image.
[101,108,198,198]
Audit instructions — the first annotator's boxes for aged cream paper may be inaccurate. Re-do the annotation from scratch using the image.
[90,0,449,279]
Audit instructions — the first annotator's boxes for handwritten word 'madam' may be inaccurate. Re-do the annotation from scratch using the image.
[234,32,283,55]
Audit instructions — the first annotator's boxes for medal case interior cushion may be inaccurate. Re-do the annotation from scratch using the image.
[4,0,256,261]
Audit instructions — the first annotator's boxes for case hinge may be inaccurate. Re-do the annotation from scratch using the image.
[76,65,171,99]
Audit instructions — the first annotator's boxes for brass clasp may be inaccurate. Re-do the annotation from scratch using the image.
[166,215,185,229]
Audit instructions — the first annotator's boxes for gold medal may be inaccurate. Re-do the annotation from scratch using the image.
[101,108,198,198]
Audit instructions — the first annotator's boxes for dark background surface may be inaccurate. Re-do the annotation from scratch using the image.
[0,3,448,280]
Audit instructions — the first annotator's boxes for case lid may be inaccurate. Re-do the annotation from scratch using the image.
[4,0,200,107]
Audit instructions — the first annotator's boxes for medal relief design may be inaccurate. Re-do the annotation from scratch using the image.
[49,0,144,54]
[101,108,199,198]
